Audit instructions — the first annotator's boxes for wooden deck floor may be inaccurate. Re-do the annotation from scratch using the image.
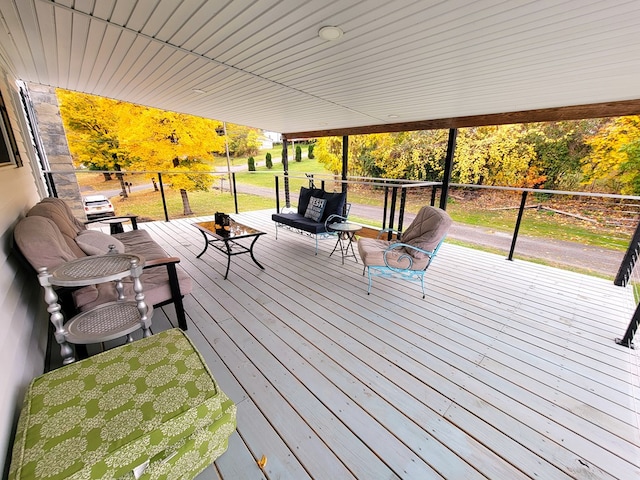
[137,209,639,479]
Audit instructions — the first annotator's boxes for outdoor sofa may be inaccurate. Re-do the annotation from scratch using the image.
[13,197,192,330]
[271,186,348,253]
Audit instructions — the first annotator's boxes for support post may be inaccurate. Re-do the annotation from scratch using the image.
[439,128,457,210]
[342,135,348,195]
[223,121,234,195]
[508,191,528,261]
[275,176,280,213]
[282,139,290,208]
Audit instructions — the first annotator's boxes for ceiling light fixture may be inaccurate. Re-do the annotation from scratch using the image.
[192,88,207,94]
[318,26,343,41]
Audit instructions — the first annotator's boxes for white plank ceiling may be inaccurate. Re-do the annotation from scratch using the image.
[0,0,639,134]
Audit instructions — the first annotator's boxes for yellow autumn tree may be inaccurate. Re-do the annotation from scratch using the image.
[454,126,540,187]
[315,137,343,174]
[582,116,640,193]
[118,106,225,215]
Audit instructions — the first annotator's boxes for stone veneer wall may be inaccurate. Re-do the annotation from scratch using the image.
[26,83,84,219]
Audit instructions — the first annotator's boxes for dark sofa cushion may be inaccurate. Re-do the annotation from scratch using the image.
[271,212,329,234]
[297,186,324,215]
[321,191,347,222]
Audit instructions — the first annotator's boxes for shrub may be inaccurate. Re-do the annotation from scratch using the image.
[308,144,315,159]
[265,152,273,169]
[248,156,256,171]
[295,145,302,162]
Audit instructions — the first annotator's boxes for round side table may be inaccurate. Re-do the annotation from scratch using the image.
[328,222,362,264]
[38,253,152,364]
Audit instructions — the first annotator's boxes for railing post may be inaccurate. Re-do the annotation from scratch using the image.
[397,187,407,232]
[614,218,640,286]
[232,172,238,214]
[387,187,398,241]
[616,304,639,349]
[508,191,528,261]
[382,183,389,230]
[275,176,280,213]
[157,173,169,222]
[430,185,438,207]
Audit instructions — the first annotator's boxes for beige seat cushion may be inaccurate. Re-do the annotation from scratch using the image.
[73,229,193,310]
[75,230,125,255]
[357,237,430,270]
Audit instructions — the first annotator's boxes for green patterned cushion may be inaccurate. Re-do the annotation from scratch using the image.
[9,329,236,480]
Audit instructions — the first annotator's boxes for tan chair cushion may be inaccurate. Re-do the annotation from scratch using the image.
[357,206,452,269]
[14,216,78,271]
[397,206,452,258]
[27,197,86,257]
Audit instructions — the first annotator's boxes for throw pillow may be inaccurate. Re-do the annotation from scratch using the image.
[304,196,327,222]
[76,230,125,255]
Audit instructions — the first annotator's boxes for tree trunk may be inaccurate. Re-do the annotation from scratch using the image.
[114,163,128,198]
[180,189,193,215]
[116,172,128,198]
[102,172,113,181]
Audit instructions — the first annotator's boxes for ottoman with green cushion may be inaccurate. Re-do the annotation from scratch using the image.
[9,328,236,480]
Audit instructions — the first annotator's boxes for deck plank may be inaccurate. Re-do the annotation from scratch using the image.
[132,211,640,480]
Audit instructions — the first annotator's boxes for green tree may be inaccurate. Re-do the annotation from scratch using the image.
[223,124,261,157]
[295,145,302,162]
[522,120,600,189]
[265,152,273,169]
[308,144,315,159]
[248,156,256,171]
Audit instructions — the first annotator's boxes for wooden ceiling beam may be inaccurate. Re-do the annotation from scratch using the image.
[282,99,640,140]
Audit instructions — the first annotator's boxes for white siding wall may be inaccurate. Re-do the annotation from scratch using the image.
[0,65,48,474]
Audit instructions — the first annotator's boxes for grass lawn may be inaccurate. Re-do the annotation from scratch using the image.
[211,143,314,168]
[110,188,273,221]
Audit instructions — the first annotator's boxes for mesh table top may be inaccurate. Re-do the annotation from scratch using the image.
[65,301,153,344]
[48,254,143,286]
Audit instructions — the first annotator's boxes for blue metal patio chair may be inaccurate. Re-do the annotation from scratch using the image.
[357,206,452,298]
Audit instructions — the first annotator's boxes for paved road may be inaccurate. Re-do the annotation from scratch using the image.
[90,178,626,278]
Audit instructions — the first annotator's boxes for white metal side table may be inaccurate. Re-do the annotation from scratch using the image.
[38,253,153,365]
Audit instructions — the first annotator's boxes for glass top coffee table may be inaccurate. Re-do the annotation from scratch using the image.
[194,218,266,279]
